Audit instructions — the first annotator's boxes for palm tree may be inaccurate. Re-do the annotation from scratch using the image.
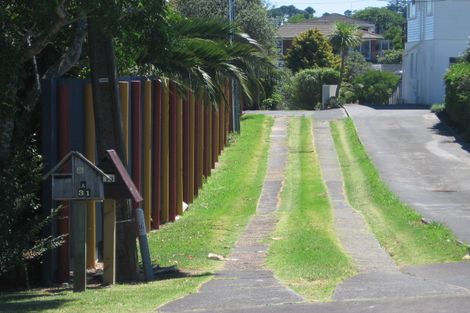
[140,17,275,106]
[329,22,362,99]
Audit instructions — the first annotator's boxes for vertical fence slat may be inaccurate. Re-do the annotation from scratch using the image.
[183,94,190,204]
[152,80,162,229]
[188,93,195,203]
[119,82,130,164]
[131,81,142,209]
[84,83,96,269]
[161,83,170,223]
[204,101,212,177]
[143,80,152,231]
[169,82,177,222]
[212,105,219,167]
[176,94,183,216]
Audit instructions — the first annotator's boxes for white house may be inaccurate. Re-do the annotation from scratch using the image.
[402,0,470,105]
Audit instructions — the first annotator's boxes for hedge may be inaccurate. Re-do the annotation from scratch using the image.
[444,63,470,134]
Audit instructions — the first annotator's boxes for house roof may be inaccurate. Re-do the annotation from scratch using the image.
[276,13,382,40]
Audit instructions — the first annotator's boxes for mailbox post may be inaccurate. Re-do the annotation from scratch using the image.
[43,151,110,292]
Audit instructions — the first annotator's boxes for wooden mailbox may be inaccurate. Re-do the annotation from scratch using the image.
[43,151,111,292]
[43,151,110,201]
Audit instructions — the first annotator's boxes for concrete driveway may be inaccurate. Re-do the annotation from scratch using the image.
[347,104,470,244]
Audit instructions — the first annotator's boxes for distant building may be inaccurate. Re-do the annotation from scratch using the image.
[402,0,470,104]
[276,13,389,66]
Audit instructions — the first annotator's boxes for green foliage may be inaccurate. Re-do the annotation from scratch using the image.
[171,0,276,50]
[384,26,404,49]
[377,49,403,64]
[329,22,362,98]
[444,63,470,135]
[268,5,309,20]
[353,7,404,34]
[430,103,445,113]
[261,92,283,110]
[344,51,372,82]
[287,13,310,24]
[285,29,337,73]
[461,39,470,63]
[285,68,339,109]
[0,138,64,277]
[386,0,407,16]
[353,70,400,104]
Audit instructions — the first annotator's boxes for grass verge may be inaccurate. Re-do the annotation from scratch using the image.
[267,117,355,302]
[331,118,467,266]
[0,114,273,313]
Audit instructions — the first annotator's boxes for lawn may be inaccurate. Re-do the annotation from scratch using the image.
[331,118,467,266]
[0,114,273,313]
[267,117,355,302]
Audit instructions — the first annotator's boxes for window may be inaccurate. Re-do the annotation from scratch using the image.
[426,1,433,16]
[360,40,371,60]
[408,2,417,19]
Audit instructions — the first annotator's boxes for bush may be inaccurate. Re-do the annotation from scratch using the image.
[261,92,283,110]
[353,70,400,104]
[285,68,339,110]
[430,103,445,113]
[285,29,337,73]
[444,63,470,134]
[344,51,372,82]
[377,49,403,64]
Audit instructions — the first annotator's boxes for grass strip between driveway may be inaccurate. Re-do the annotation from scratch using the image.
[267,117,355,302]
[331,118,467,266]
[0,114,273,313]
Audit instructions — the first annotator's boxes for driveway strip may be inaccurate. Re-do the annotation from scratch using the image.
[158,117,304,313]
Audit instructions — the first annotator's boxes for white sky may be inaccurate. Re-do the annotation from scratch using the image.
[268,0,389,16]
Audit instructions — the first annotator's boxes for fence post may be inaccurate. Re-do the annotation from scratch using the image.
[161,83,170,223]
[143,80,152,231]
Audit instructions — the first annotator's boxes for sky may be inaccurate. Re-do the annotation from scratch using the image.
[268,0,389,16]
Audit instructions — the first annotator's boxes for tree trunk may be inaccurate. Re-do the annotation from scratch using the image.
[87,18,138,282]
[335,50,346,99]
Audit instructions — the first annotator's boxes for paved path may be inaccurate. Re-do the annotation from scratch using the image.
[313,118,469,302]
[347,104,470,244]
[158,117,304,313]
[158,110,470,313]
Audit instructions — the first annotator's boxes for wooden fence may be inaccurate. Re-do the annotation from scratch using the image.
[41,77,235,283]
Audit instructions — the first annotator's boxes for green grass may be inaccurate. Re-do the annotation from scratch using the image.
[267,117,355,302]
[0,114,273,313]
[331,118,467,266]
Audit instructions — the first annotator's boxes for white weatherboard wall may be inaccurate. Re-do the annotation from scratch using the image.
[402,0,470,105]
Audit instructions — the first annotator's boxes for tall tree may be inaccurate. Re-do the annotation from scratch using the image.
[305,7,315,18]
[387,0,407,16]
[171,0,276,50]
[329,22,362,98]
[285,29,337,73]
[353,7,404,34]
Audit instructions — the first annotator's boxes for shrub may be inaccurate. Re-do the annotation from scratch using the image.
[344,51,372,82]
[377,49,403,64]
[444,63,470,133]
[261,92,283,110]
[286,68,339,109]
[353,70,400,104]
[285,29,337,73]
[430,103,445,113]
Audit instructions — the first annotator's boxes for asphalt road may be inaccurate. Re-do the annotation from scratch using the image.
[347,104,470,244]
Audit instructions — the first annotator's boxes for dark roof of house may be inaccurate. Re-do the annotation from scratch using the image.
[276,13,382,40]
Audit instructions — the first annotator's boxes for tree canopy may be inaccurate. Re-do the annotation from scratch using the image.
[171,0,276,50]
[285,29,337,73]
[353,7,404,34]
